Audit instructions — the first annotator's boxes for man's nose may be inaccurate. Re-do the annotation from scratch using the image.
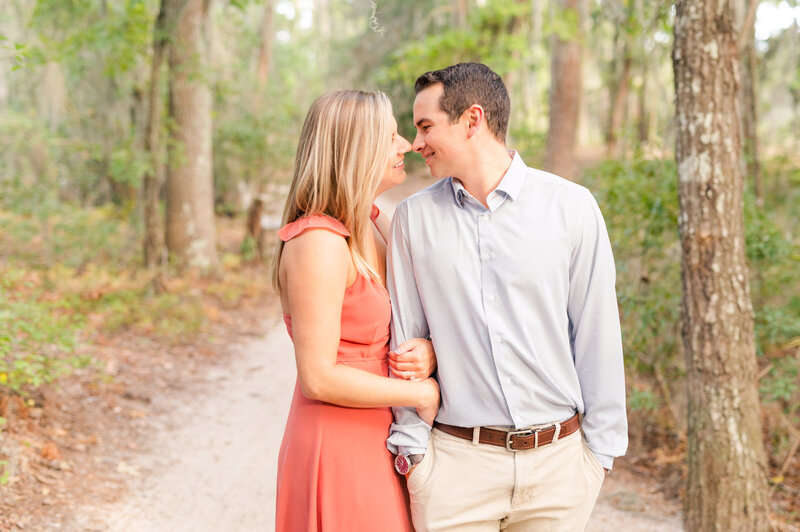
[412,133,424,153]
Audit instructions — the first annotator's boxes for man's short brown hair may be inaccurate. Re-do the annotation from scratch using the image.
[415,63,510,144]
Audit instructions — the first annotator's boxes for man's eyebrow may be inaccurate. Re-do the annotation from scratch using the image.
[414,118,430,128]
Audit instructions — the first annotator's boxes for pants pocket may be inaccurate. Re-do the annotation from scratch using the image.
[581,440,606,485]
[407,440,435,490]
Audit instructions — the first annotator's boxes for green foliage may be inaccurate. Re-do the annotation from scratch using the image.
[628,385,661,413]
[585,157,800,415]
[30,0,154,76]
[0,269,91,396]
[94,289,206,338]
[760,356,800,404]
[240,234,258,262]
[584,158,681,383]
[377,0,533,92]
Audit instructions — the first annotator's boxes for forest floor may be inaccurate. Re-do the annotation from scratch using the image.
[0,164,794,531]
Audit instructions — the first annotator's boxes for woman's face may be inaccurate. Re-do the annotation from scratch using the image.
[376,117,412,197]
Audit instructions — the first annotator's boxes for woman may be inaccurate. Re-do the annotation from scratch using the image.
[273,90,439,531]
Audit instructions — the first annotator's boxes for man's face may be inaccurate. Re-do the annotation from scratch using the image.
[412,84,466,179]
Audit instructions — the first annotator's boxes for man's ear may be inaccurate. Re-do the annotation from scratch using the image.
[465,105,484,139]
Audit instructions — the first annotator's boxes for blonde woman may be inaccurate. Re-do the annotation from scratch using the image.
[273,90,439,531]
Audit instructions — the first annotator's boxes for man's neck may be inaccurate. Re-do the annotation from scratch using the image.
[455,144,513,208]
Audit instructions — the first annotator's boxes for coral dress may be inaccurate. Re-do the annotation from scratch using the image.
[275,211,413,532]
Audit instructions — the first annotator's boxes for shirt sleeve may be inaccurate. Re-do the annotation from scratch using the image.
[567,190,628,470]
[385,201,433,456]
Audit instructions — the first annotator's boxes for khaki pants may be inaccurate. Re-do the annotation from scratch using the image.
[406,427,605,531]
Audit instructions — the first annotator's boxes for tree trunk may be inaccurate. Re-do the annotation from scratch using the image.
[257,0,275,88]
[545,0,582,180]
[673,2,769,530]
[735,0,762,204]
[502,0,529,146]
[143,0,171,270]
[605,49,632,159]
[521,0,544,131]
[453,0,468,28]
[165,0,219,272]
[39,61,66,131]
[637,65,650,144]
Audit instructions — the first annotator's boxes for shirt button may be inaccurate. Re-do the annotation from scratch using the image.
[482,253,490,261]
[481,213,489,220]
[487,294,495,302]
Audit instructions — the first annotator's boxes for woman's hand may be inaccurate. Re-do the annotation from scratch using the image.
[415,377,440,426]
[390,337,437,381]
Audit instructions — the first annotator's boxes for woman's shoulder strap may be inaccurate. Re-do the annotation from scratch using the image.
[277,214,350,242]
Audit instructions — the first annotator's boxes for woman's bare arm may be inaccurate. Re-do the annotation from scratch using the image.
[282,228,438,419]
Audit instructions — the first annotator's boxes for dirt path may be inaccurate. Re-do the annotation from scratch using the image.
[66,318,683,531]
[71,324,295,531]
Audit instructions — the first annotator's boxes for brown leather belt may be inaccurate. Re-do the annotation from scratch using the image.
[434,413,580,452]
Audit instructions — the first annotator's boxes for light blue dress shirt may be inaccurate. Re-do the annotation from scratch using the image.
[386,152,628,469]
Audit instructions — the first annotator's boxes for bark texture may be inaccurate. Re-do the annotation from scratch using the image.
[545,0,582,180]
[673,2,769,530]
[165,0,219,272]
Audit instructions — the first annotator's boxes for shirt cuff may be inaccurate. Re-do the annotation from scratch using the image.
[386,407,432,455]
[594,452,614,470]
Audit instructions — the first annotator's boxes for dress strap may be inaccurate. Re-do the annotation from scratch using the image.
[277,214,350,242]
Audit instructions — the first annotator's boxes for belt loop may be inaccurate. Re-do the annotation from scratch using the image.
[472,427,480,446]
[551,422,562,444]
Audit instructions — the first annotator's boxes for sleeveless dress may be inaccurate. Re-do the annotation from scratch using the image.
[275,210,413,532]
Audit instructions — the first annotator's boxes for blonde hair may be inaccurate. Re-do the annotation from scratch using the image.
[272,90,394,293]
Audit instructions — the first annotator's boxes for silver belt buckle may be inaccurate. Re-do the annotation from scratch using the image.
[505,428,535,451]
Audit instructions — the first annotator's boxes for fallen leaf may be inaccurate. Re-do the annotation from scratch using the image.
[40,442,61,461]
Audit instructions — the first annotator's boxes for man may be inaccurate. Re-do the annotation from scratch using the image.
[386,63,627,531]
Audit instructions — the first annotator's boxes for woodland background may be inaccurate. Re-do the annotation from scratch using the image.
[0,0,798,529]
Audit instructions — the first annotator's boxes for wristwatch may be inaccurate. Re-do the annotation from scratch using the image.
[394,454,424,475]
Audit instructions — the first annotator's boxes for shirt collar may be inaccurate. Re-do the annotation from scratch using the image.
[449,150,527,208]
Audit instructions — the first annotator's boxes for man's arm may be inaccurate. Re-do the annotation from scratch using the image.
[386,202,434,456]
[567,190,628,470]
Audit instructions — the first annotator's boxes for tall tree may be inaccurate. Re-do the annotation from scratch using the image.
[257,0,275,88]
[604,2,634,158]
[165,0,219,271]
[673,1,769,530]
[143,0,172,270]
[453,0,469,28]
[545,0,582,179]
[735,0,762,204]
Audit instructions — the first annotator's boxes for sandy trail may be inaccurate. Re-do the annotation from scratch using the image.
[73,327,294,531]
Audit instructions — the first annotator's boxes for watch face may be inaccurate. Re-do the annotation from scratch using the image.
[394,454,410,475]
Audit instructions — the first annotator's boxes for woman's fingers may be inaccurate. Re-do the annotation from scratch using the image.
[389,356,422,371]
[393,337,424,354]
[391,337,437,378]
